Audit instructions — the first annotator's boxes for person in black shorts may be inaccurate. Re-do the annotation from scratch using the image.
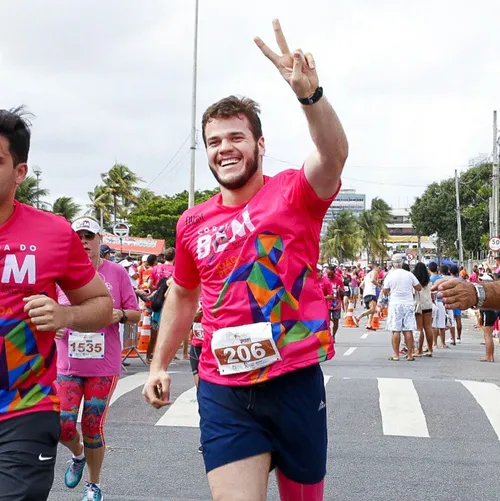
[479,309,498,362]
[0,108,112,501]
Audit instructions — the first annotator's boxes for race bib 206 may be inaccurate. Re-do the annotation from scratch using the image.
[211,322,281,376]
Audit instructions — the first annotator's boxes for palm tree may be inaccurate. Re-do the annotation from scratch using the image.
[321,210,362,263]
[100,164,143,222]
[136,188,156,208]
[87,185,114,229]
[52,197,81,221]
[15,175,49,207]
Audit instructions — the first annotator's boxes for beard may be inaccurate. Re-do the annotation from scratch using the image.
[209,144,260,191]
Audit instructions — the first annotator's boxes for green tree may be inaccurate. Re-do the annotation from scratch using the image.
[410,162,491,257]
[128,188,220,245]
[15,175,49,207]
[321,210,361,263]
[87,185,114,230]
[100,164,143,222]
[52,196,81,221]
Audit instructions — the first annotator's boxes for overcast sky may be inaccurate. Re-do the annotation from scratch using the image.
[1,0,498,213]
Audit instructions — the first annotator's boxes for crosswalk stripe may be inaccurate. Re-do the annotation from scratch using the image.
[459,380,500,440]
[155,386,199,427]
[343,347,357,357]
[378,378,429,438]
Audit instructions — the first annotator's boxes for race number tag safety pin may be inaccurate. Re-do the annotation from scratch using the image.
[211,322,281,375]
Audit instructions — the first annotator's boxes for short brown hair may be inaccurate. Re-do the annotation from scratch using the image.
[201,96,262,146]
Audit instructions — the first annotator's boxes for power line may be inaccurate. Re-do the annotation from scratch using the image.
[146,133,191,189]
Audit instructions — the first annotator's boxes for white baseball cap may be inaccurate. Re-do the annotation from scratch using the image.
[72,217,101,235]
[120,259,133,268]
[142,255,149,263]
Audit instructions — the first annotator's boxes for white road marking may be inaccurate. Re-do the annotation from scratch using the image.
[360,333,369,339]
[343,347,357,357]
[155,386,199,427]
[378,378,429,438]
[459,380,500,440]
[323,375,331,387]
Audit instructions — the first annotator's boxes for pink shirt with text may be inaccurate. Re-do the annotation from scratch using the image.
[56,259,139,377]
[174,167,340,386]
[0,202,96,421]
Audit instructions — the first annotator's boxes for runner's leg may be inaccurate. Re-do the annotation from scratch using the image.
[403,331,414,359]
[58,375,85,456]
[82,375,119,484]
[423,311,434,355]
[415,313,424,355]
[207,454,271,501]
[276,471,324,501]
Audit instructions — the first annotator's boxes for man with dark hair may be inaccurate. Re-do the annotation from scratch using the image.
[143,19,348,501]
[0,107,113,500]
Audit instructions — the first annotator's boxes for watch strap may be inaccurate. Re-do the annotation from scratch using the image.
[298,86,323,105]
[473,283,486,308]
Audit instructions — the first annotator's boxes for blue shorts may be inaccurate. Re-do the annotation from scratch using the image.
[197,364,327,484]
[453,309,462,317]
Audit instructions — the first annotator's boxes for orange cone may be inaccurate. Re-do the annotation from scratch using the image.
[371,310,381,331]
[344,301,356,328]
[137,309,152,353]
[382,306,388,319]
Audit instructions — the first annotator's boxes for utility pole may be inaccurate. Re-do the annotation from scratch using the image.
[188,0,200,209]
[492,111,499,237]
[32,165,42,209]
[455,170,464,266]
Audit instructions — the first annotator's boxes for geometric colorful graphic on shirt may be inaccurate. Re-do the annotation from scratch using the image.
[0,317,58,415]
[213,233,329,374]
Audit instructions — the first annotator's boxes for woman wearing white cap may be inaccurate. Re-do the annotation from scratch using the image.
[54,216,140,501]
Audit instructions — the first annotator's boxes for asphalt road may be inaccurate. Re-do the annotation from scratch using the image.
[48,311,500,501]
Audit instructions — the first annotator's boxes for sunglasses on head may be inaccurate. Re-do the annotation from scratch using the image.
[78,232,97,241]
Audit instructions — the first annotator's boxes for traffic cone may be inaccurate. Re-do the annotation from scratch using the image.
[382,306,388,319]
[137,309,151,353]
[371,310,381,331]
[344,301,356,328]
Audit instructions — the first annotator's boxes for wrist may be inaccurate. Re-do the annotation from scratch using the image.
[59,306,74,331]
[298,86,323,105]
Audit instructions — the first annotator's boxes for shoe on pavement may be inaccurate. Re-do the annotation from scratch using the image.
[198,445,203,454]
[82,482,103,501]
[353,317,360,327]
[65,457,86,489]
[457,339,461,344]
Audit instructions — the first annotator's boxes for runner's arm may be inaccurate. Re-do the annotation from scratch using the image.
[62,275,113,331]
[303,96,348,199]
[150,282,200,371]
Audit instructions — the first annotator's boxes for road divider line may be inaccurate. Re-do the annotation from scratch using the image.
[360,333,369,339]
[155,386,199,428]
[459,380,500,440]
[378,378,429,438]
[323,375,331,387]
[343,347,357,357]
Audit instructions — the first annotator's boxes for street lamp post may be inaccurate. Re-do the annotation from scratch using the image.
[32,165,42,209]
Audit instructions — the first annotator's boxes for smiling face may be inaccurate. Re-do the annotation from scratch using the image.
[205,114,265,191]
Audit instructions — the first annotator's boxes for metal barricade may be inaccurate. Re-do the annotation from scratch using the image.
[121,323,147,369]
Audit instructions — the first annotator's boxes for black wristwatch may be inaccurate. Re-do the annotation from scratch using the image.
[119,309,128,324]
[298,86,323,105]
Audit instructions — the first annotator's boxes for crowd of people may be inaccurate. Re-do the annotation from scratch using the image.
[317,258,500,364]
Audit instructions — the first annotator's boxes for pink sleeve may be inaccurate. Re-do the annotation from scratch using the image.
[173,216,200,289]
[119,267,140,310]
[280,167,341,220]
[57,230,96,291]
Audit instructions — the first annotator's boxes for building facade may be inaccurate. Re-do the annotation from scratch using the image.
[321,189,366,239]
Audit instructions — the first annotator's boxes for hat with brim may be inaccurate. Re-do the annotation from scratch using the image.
[72,217,101,235]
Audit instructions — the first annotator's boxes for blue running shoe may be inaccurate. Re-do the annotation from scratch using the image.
[64,457,86,489]
[82,482,103,501]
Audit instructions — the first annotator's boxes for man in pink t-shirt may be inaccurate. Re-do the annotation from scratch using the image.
[149,247,176,291]
[321,265,343,339]
[0,108,113,501]
[143,20,348,501]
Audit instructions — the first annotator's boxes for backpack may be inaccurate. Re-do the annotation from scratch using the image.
[151,277,169,312]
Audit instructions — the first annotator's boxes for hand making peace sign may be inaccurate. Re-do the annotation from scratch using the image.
[254,19,319,100]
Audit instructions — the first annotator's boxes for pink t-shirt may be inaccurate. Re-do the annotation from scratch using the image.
[150,263,175,288]
[174,167,340,386]
[56,260,139,377]
[0,202,96,422]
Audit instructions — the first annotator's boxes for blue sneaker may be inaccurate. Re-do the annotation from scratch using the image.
[64,457,86,489]
[82,482,103,501]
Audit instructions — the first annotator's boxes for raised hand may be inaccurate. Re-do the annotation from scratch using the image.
[254,19,319,99]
